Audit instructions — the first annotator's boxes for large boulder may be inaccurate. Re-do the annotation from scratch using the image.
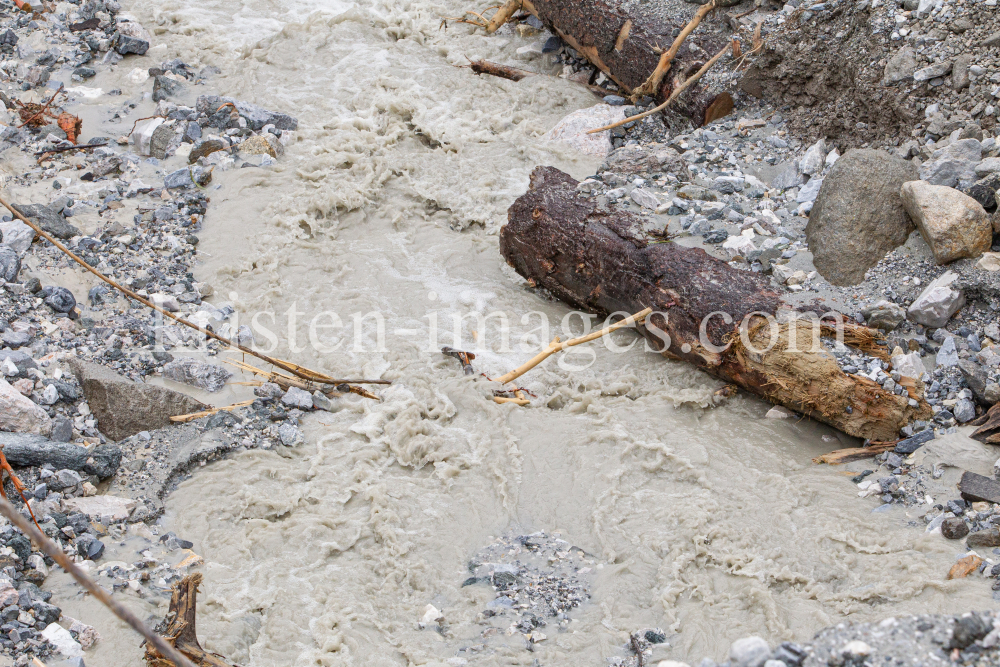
[899,180,992,264]
[67,359,207,441]
[805,149,917,285]
[0,433,121,478]
[0,377,51,435]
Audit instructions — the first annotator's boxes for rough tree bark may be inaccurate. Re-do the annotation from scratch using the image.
[480,0,734,125]
[499,167,932,442]
[145,573,239,667]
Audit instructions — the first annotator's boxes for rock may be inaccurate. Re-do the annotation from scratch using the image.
[543,105,626,156]
[43,286,76,313]
[954,398,976,423]
[68,619,99,650]
[51,416,73,442]
[630,188,661,209]
[891,350,924,379]
[862,300,905,331]
[132,117,165,156]
[986,383,1000,405]
[913,60,953,82]
[0,220,34,254]
[112,19,150,55]
[0,433,121,478]
[900,181,992,264]
[918,139,982,189]
[239,134,277,158]
[959,359,993,406]
[722,233,756,259]
[795,176,823,203]
[765,406,796,419]
[0,246,19,282]
[281,386,313,410]
[948,554,982,580]
[188,138,227,164]
[63,495,136,521]
[278,422,301,446]
[164,168,194,189]
[771,162,803,190]
[975,159,1000,178]
[983,32,1000,48]
[311,391,334,411]
[941,517,969,539]
[601,144,685,176]
[162,357,232,392]
[68,359,207,441]
[936,336,959,367]
[967,528,1000,549]
[883,46,917,84]
[729,636,770,667]
[48,468,82,491]
[196,95,298,131]
[952,54,972,90]
[10,203,80,240]
[907,270,965,327]
[799,138,827,176]
[0,377,51,435]
[805,149,917,285]
[149,123,175,160]
[152,74,184,102]
[182,120,202,144]
[41,623,83,659]
[964,173,1000,212]
[959,471,1000,504]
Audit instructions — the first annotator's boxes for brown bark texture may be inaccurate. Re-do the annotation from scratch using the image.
[499,167,932,441]
[525,0,731,123]
[145,573,239,667]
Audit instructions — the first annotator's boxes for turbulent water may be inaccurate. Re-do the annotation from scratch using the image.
[46,0,995,664]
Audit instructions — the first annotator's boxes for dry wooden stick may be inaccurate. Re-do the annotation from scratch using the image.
[224,358,378,400]
[812,441,897,465]
[466,59,537,82]
[0,195,385,391]
[588,42,730,134]
[0,496,199,667]
[493,307,652,385]
[444,0,523,33]
[170,399,256,423]
[632,0,717,99]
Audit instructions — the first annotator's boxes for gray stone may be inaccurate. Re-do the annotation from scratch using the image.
[805,149,917,285]
[796,176,823,203]
[862,300,905,331]
[182,121,202,144]
[162,357,232,392]
[0,433,121,478]
[0,377,50,435]
[918,139,982,189]
[883,47,917,85]
[982,32,1000,48]
[0,246,19,282]
[936,336,959,367]
[914,61,953,82]
[9,203,80,240]
[68,359,207,441]
[43,286,76,313]
[0,350,37,376]
[600,144,686,176]
[278,422,301,446]
[164,168,194,189]
[941,516,969,539]
[152,74,184,102]
[281,386,313,409]
[196,95,298,131]
[0,220,34,254]
[50,416,72,442]
[771,163,803,190]
[908,271,965,327]
[730,636,771,667]
[149,123,175,160]
[959,360,993,406]
[799,138,826,176]
[954,398,977,423]
[112,19,150,55]
[952,54,972,90]
[48,468,82,491]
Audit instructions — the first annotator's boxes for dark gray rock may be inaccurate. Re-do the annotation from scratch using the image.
[182,120,201,144]
[805,149,918,285]
[30,601,60,625]
[941,516,969,539]
[0,350,37,376]
[600,144,686,177]
[196,95,298,131]
[152,74,184,102]
[0,246,19,282]
[73,66,96,79]
[50,416,73,442]
[959,359,993,406]
[894,428,935,454]
[10,203,80,240]
[68,358,207,441]
[42,286,76,313]
[164,168,194,189]
[0,433,121,478]
[149,123,174,160]
[963,172,1000,213]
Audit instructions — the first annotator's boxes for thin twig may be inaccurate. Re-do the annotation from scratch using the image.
[126,114,157,138]
[493,307,652,385]
[170,399,256,423]
[0,496,199,667]
[17,83,63,128]
[632,0,717,99]
[588,42,730,134]
[0,195,386,392]
[35,140,108,156]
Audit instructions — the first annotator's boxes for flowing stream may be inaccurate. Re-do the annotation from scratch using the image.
[45,0,994,664]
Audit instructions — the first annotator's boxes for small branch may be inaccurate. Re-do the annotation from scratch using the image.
[493,307,652,385]
[632,0,717,99]
[169,400,256,423]
[466,58,537,82]
[588,42,730,134]
[812,441,897,465]
[441,346,476,375]
[630,633,646,667]
[0,497,199,667]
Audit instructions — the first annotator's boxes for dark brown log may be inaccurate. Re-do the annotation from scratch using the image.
[959,471,1000,505]
[145,573,239,667]
[510,0,731,125]
[499,167,931,441]
[469,59,536,82]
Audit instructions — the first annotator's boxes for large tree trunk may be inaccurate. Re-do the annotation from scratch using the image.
[520,0,733,125]
[499,167,931,442]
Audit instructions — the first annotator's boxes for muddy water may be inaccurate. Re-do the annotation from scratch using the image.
[46,0,994,664]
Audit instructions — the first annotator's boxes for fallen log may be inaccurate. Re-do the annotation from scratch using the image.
[498,167,931,441]
[450,0,734,125]
[145,573,239,667]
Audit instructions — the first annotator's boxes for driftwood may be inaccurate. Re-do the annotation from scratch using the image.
[145,573,239,667]
[498,167,931,441]
[449,0,732,125]
[970,402,1000,444]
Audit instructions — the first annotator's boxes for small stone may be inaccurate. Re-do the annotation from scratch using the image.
[941,517,969,539]
[918,139,982,189]
[0,246,20,282]
[967,528,1000,549]
[936,337,959,368]
[43,286,76,313]
[164,168,194,189]
[113,19,151,55]
[799,138,827,176]
[281,386,313,410]
[162,358,232,392]
[729,637,771,667]
[906,270,965,328]
[862,300,905,331]
[0,377,52,435]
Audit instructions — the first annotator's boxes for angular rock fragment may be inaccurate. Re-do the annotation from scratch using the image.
[959,471,1000,504]
[10,203,80,240]
[0,377,51,435]
[162,357,232,392]
[0,432,121,478]
[906,270,965,328]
